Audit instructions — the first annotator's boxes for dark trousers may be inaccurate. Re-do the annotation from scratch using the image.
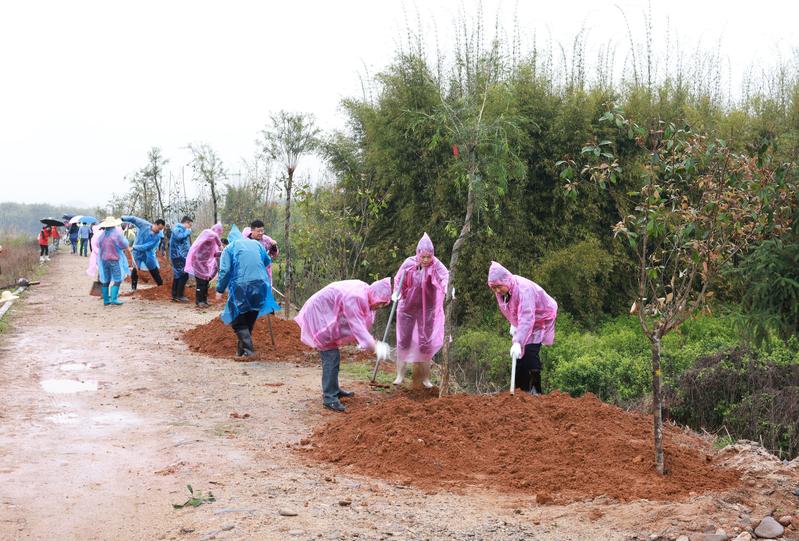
[195,278,209,304]
[232,310,258,333]
[148,268,164,286]
[39,245,48,256]
[79,238,89,256]
[516,343,542,393]
[320,348,341,405]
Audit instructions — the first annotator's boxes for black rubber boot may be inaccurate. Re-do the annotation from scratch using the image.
[171,278,178,300]
[235,328,255,357]
[130,268,138,291]
[149,268,164,286]
[531,370,542,395]
[174,274,189,302]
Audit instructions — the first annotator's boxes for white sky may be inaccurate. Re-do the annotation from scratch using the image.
[1,0,796,208]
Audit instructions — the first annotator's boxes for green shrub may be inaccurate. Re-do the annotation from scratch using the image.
[533,237,615,327]
[450,329,510,393]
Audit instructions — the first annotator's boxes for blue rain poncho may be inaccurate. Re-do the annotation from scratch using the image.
[169,223,192,261]
[122,215,164,270]
[216,225,281,325]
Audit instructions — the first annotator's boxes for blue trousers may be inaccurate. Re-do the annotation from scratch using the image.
[320,348,342,405]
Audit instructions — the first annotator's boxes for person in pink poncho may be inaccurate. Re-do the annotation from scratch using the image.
[295,278,392,412]
[184,223,224,308]
[391,233,449,388]
[487,261,558,395]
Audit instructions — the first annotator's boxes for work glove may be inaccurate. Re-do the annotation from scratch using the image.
[391,290,401,302]
[375,341,390,361]
[510,342,522,361]
[509,325,516,337]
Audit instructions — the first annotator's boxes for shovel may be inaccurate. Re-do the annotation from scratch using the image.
[89,281,103,297]
[267,312,276,346]
[370,269,407,383]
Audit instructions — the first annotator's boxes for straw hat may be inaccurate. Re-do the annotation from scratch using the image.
[0,290,20,302]
[98,216,122,229]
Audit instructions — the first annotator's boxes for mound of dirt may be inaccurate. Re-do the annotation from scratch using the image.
[183,316,313,362]
[302,391,741,503]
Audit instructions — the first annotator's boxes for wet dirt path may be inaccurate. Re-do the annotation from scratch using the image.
[0,251,794,541]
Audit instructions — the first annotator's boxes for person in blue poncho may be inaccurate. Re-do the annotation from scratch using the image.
[87,217,134,306]
[169,215,193,303]
[121,215,166,289]
[216,225,281,357]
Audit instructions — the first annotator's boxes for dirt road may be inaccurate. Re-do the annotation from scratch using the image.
[0,252,796,540]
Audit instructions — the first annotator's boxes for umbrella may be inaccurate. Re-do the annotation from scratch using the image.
[40,217,63,227]
[62,214,74,220]
[69,215,97,224]
[68,215,83,224]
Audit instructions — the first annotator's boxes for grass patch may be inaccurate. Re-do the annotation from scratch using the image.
[341,360,395,387]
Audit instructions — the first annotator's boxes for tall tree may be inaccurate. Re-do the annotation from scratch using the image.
[561,108,795,473]
[261,111,319,317]
[427,29,526,396]
[142,147,168,218]
[188,143,226,224]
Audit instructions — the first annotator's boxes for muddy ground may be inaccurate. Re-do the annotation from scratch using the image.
[0,252,798,540]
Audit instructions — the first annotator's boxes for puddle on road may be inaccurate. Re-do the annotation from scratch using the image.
[45,412,81,424]
[44,411,140,427]
[58,363,88,372]
[40,379,99,394]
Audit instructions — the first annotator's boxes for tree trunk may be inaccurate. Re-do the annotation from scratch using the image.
[153,172,166,219]
[209,179,218,224]
[438,168,476,397]
[284,169,293,318]
[651,335,665,474]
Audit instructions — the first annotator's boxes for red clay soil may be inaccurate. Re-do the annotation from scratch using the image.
[183,316,314,362]
[302,391,741,503]
[124,254,225,305]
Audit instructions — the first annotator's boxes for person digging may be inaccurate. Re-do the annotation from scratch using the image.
[488,261,558,395]
[295,278,392,412]
[184,223,224,308]
[87,217,133,306]
[169,215,193,303]
[121,215,166,289]
[391,233,449,388]
[216,225,280,358]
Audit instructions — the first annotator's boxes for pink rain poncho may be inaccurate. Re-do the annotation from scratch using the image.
[184,224,224,280]
[295,278,391,351]
[393,233,449,362]
[242,227,278,283]
[85,225,103,278]
[488,261,558,346]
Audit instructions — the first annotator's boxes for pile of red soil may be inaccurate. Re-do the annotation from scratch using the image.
[302,391,740,503]
[183,316,313,362]
[126,254,225,304]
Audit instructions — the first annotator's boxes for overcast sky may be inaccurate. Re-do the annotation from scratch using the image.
[1,0,796,208]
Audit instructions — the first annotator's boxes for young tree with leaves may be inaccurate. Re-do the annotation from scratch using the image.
[261,111,319,317]
[560,108,795,474]
[188,143,226,224]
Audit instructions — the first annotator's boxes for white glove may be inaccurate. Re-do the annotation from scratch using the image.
[391,291,401,302]
[510,343,522,360]
[509,325,516,337]
[375,341,390,361]
[451,287,456,299]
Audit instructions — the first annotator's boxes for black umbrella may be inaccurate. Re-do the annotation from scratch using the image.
[62,214,74,220]
[40,217,63,227]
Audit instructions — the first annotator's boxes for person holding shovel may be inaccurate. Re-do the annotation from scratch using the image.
[295,278,392,412]
[87,217,133,306]
[487,261,558,395]
[121,215,166,287]
[216,225,281,357]
[391,233,448,388]
[169,216,193,303]
[242,220,279,284]
[184,223,224,308]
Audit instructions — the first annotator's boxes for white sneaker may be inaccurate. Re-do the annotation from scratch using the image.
[422,379,433,388]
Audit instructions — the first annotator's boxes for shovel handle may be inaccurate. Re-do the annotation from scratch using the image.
[370,269,407,383]
[510,355,517,395]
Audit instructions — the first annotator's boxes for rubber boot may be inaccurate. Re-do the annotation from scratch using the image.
[175,274,189,302]
[235,328,255,357]
[110,285,124,305]
[130,268,138,291]
[171,278,179,301]
[530,370,542,396]
[421,360,434,388]
[393,359,405,385]
[101,286,110,306]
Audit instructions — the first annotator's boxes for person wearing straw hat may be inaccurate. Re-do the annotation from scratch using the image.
[0,290,20,304]
[89,217,133,306]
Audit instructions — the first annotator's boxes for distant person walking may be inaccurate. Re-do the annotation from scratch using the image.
[50,226,60,252]
[69,223,79,254]
[37,225,50,262]
[78,223,91,257]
